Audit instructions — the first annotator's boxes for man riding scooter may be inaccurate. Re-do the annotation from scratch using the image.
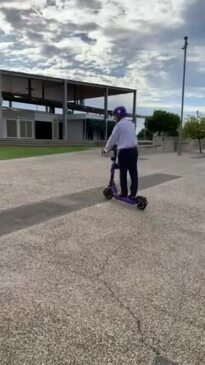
[104,106,138,200]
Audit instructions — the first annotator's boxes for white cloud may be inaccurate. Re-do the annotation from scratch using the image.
[0,0,204,114]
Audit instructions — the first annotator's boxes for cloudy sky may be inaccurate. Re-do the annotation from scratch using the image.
[0,0,204,120]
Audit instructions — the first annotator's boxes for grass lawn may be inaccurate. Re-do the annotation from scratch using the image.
[0,146,93,160]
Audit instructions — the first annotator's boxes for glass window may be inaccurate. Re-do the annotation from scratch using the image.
[20,120,33,138]
[7,120,17,137]
[26,121,33,138]
[20,120,26,138]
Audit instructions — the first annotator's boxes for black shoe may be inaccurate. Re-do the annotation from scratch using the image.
[128,195,136,201]
[118,193,127,198]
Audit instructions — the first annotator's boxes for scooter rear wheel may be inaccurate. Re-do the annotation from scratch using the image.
[136,196,148,210]
[103,187,113,200]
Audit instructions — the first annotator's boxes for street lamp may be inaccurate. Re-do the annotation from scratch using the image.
[178,36,189,156]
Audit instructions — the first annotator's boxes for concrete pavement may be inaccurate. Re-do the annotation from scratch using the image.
[0,150,205,365]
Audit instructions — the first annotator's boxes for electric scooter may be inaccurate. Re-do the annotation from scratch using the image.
[103,147,148,211]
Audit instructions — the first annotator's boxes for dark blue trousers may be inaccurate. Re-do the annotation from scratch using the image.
[118,147,138,197]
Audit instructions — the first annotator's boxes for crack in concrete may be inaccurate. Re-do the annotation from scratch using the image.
[98,277,160,357]
[90,243,161,356]
[150,302,205,332]
[96,242,126,279]
[59,225,201,363]
[68,255,160,357]
[62,237,161,358]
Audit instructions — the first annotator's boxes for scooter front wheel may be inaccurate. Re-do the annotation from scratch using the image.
[136,196,148,211]
[103,187,113,200]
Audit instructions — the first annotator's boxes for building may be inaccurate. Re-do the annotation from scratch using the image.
[1,107,114,141]
[0,69,138,142]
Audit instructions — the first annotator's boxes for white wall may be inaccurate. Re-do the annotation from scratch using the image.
[0,72,3,139]
[34,111,57,122]
[4,109,34,120]
[2,118,7,138]
[3,110,34,139]
[2,109,85,140]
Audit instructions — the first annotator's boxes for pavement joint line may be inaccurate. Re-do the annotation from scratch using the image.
[0,173,180,238]
[152,355,179,364]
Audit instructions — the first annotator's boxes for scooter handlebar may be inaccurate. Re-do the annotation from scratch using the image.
[102,145,117,154]
[102,145,117,161]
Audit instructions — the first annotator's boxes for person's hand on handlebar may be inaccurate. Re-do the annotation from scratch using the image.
[102,145,117,156]
[101,147,108,156]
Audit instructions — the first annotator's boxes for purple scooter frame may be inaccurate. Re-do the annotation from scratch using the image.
[103,148,148,210]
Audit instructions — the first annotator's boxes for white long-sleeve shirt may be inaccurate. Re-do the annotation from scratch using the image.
[105,118,138,151]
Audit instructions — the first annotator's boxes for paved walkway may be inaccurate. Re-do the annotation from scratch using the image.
[0,150,205,365]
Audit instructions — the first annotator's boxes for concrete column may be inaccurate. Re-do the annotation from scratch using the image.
[17,116,20,138]
[104,86,108,140]
[0,72,3,139]
[132,90,137,128]
[52,120,55,141]
[63,80,68,140]
[49,106,55,113]
[32,120,35,139]
[84,119,87,140]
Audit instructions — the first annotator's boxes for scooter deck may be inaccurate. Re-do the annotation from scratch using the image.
[114,195,137,206]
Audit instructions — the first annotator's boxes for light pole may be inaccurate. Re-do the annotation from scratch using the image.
[178,36,188,156]
[104,86,108,141]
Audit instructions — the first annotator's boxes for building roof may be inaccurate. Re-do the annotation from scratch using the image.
[0,69,135,107]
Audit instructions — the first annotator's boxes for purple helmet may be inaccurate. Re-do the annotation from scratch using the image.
[112,106,127,118]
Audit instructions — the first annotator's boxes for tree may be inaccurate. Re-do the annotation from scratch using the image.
[137,128,153,140]
[145,110,180,137]
[86,119,104,140]
[183,116,205,153]
[86,119,115,140]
